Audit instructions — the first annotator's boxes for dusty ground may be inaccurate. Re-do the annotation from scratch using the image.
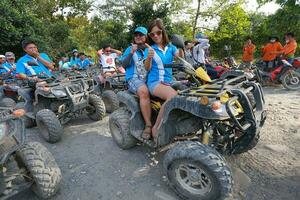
[14,87,300,200]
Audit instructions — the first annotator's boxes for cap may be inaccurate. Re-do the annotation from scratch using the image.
[72,49,78,53]
[0,55,5,59]
[5,52,15,58]
[195,33,207,39]
[134,27,147,35]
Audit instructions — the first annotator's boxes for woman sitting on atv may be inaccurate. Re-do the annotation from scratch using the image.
[121,26,152,140]
[144,19,183,143]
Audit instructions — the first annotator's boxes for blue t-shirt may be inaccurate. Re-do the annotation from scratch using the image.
[16,53,53,77]
[70,57,80,66]
[144,43,178,85]
[2,62,16,76]
[122,46,146,81]
[75,58,91,69]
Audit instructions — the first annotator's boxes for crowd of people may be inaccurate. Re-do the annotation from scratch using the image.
[0,18,298,143]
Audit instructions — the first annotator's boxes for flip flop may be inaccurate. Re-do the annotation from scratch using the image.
[142,125,152,140]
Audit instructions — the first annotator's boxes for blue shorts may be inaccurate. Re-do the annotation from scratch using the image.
[147,81,171,95]
[128,78,146,94]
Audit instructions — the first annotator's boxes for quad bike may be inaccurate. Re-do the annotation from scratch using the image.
[88,64,127,113]
[109,56,266,199]
[255,58,300,90]
[0,107,61,199]
[18,64,106,143]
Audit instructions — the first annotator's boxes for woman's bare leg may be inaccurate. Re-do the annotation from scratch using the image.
[137,85,152,126]
[151,84,177,141]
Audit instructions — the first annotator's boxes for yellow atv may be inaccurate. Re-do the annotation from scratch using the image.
[109,57,266,200]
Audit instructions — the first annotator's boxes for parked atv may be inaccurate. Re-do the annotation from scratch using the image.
[256,58,300,90]
[89,65,127,113]
[109,58,266,200]
[0,107,61,199]
[19,72,106,143]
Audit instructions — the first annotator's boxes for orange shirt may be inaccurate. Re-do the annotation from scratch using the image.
[262,42,283,61]
[242,43,256,62]
[283,39,297,58]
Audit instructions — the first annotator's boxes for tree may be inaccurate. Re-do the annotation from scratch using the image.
[208,3,251,57]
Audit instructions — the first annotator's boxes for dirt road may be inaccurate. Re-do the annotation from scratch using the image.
[14,87,300,200]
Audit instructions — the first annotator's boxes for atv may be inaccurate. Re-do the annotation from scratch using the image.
[19,67,106,143]
[89,64,127,113]
[109,58,266,200]
[0,107,61,199]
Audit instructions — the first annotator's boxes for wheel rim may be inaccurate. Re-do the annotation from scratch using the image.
[175,163,212,195]
[284,71,300,89]
[175,163,212,196]
[110,120,123,143]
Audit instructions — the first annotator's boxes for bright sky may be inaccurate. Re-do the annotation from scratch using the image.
[89,0,282,18]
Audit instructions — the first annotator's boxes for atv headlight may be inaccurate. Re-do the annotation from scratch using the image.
[51,89,67,97]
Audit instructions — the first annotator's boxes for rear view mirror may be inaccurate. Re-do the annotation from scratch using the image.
[171,34,185,49]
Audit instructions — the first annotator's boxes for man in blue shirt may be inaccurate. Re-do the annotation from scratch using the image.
[3,52,17,76]
[16,39,55,112]
[75,52,91,69]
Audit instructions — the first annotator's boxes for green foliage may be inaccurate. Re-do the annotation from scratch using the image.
[208,4,251,57]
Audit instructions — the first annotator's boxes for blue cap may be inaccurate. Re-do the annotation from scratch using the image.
[134,27,147,35]
[195,33,206,39]
[72,49,78,53]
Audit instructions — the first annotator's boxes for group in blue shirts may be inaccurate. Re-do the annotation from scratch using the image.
[1,19,180,143]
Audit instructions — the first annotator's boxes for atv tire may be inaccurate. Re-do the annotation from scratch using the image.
[16,142,61,199]
[109,108,137,149]
[36,109,63,143]
[102,90,119,113]
[281,70,300,90]
[0,97,16,108]
[87,94,106,121]
[164,141,232,200]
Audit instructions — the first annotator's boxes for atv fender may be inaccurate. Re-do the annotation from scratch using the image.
[116,91,144,139]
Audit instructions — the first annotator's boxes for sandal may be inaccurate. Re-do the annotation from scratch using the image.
[142,124,152,140]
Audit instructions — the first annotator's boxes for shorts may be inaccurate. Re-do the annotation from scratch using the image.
[147,81,171,95]
[128,78,146,94]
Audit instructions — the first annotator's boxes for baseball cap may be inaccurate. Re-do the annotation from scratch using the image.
[134,27,147,35]
[0,55,5,59]
[72,49,78,53]
[5,52,15,58]
[195,33,208,39]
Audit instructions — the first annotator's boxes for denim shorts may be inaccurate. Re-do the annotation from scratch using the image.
[128,78,146,94]
[148,81,171,95]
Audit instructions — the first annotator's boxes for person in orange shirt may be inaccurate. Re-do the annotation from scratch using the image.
[281,32,297,64]
[261,36,283,69]
[242,37,256,67]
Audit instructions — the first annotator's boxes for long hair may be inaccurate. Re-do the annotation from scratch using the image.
[147,18,169,47]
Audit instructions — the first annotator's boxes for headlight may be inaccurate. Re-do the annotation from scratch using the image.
[51,89,67,97]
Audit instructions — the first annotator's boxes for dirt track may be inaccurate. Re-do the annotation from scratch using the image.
[14,87,300,200]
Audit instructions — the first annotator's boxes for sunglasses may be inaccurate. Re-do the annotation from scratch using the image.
[149,30,162,38]
[134,33,145,37]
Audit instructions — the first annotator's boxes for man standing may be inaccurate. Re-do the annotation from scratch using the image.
[261,36,283,69]
[281,32,297,64]
[242,37,256,66]
[192,33,210,66]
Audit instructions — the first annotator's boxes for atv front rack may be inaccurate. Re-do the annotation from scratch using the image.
[178,75,248,98]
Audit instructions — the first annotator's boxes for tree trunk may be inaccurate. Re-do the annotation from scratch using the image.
[193,0,201,37]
